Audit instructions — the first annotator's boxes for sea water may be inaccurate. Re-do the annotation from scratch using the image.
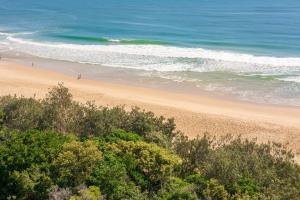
[0,0,300,105]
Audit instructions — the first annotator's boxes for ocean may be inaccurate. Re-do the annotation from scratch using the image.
[1,0,300,106]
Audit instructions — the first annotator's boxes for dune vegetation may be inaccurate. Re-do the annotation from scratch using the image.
[0,84,299,200]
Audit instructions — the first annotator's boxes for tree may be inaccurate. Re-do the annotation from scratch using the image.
[0,96,43,131]
[41,83,79,133]
[174,134,213,175]
[104,129,143,143]
[175,135,300,199]
[144,131,171,149]
[108,141,182,192]
[89,150,145,200]
[0,84,179,141]
[1,85,300,199]
[52,140,103,187]
[9,165,52,199]
[185,173,208,197]
[158,177,197,200]
[204,179,228,200]
[0,130,70,199]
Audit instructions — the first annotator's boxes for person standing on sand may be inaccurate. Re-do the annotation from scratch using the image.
[77,73,82,80]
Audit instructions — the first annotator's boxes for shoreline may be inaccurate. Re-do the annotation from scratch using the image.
[9,53,253,105]
[1,60,300,161]
[6,52,300,108]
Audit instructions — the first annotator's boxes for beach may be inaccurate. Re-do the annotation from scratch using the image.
[2,1,300,198]
[1,60,300,161]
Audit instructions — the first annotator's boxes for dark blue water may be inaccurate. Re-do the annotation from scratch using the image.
[1,0,300,105]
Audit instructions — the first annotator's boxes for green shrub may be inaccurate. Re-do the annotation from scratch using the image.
[1,84,300,200]
[107,140,182,192]
[104,129,143,142]
[52,140,103,187]
[0,96,43,131]
[175,135,300,199]
[0,130,71,199]
[144,131,171,149]
[0,84,178,140]
[185,173,208,197]
[204,179,228,200]
[158,177,197,200]
[89,151,145,200]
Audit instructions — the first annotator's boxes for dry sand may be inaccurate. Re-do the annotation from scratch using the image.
[1,61,300,161]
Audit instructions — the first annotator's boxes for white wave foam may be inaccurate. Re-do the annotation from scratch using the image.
[4,36,300,74]
[278,76,300,83]
[3,36,300,106]
[0,32,35,38]
[0,32,10,36]
[107,38,121,42]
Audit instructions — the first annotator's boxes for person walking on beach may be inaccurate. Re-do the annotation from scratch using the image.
[77,73,82,80]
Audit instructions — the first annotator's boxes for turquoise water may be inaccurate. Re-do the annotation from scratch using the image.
[0,0,300,105]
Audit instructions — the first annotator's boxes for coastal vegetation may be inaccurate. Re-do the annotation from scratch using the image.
[0,84,299,200]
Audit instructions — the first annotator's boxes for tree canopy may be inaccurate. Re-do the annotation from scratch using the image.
[0,84,299,199]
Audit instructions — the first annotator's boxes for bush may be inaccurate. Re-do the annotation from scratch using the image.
[0,130,72,199]
[107,140,182,192]
[89,154,145,200]
[0,84,179,140]
[204,179,228,200]
[185,173,208,197]
[175,135,300,199]
[144,131,171,149]
[158,177,197,200]
[104,129,143,143]
[1,84,300,200]
[0,96,43,131]
[52,140,103,187]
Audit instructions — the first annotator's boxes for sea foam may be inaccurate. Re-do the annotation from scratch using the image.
[3,36,300,75]
[278,76,300,83]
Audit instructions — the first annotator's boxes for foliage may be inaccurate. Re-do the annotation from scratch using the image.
[0,130,71,199]
[0,111,4,129]
[0,96,43,131]
[144,131,172,149]
[203,179,228,200]
[0,85,300,200]
[158,177,197,200]
[175,135,300,199]
[0,84,178,139]
[52,140,103,187]
[104,129,143,143]
[107,140,182,192]
[88,148,146,200]
[185,173,208,197]
[70,186,102,200]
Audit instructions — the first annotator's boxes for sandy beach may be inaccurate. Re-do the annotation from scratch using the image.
[1,60,300,160]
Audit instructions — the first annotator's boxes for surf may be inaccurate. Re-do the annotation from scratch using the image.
[5,36,300,71]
